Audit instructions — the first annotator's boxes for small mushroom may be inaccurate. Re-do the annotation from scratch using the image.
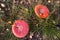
[35,4,49,18]
[12,20,29,38]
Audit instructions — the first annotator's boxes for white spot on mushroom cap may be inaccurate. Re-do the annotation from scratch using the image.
[17,25,23,32]
[40,9,45,14]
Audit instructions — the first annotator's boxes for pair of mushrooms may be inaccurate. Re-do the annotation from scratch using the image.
[12,4,49,38]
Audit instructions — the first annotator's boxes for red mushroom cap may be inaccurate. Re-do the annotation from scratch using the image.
[35,4,49,18]
[12,20,29,38]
